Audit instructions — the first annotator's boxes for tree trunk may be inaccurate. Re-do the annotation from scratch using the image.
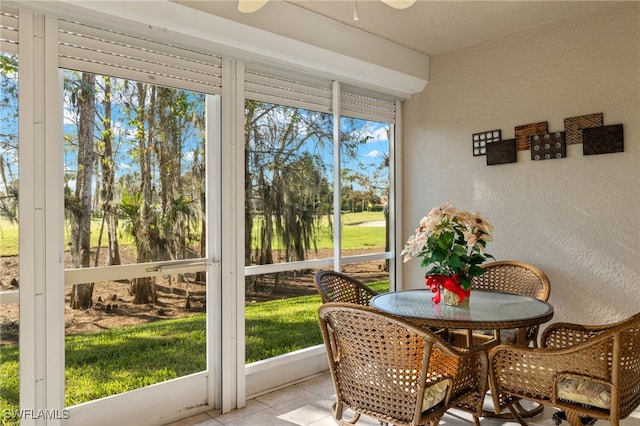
[157,87,183,262]
[129,82,155,304]
[70,283,95,310]
[100,76,121,266]
[244,103,255,265]
[70,72,96,310]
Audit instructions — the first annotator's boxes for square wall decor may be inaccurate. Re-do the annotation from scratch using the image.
[530,132,566,161]
[486,139,516,165]
[515,122,548,151]
[583,124,624,155]
[472,129,501,156]
[564,113,603,145]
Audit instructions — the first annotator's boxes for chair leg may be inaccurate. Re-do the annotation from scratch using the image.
[332,401,361,425]
[507,405,529,426]
[553,411,596,426]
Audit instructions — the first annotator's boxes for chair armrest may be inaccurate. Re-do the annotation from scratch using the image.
[489,337,614,411]
[429,342,489,407]
[541,321,612,349]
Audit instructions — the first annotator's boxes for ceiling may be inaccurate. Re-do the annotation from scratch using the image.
[175,0,613,56]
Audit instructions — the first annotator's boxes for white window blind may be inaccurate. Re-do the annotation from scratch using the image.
[341,83,396,124]
[58,19,222,95]
[245,65,397,124]
[245,64,333,113]
[0,6,19,55]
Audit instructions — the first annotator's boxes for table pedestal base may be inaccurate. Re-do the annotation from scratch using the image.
[478,394,544,424]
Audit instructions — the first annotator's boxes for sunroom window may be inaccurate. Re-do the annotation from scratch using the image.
[244,69,396,363]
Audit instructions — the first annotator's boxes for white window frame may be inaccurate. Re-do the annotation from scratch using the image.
[6,2,404,423]
[242,76,400,397]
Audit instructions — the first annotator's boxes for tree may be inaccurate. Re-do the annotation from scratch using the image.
[155,87,202,265]
[0,53,19,222]
[60,71,208,307]
[127,82,157,304]
[245,102,334,269]
[121,83,206,303]
[244,102,369,276]
[68,72,96,310]
[95,75,121,267]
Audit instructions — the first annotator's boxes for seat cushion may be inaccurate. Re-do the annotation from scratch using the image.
[422,379,450,411]
[556,375,611,409]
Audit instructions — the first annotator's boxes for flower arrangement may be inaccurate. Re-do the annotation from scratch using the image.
[401,201,494,304]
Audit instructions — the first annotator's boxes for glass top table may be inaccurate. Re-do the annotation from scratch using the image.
[370,289,554,330]
[371,288,554,420]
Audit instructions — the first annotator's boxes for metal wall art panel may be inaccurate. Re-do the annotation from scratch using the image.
[486,139,516,165]
[564,113,603,145]
[583,124,624,155]
[515,122,548,151]
[531,132,566,161]
[472,129,501,156]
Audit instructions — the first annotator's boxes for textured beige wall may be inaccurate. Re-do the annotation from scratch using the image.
[401,2,640,324]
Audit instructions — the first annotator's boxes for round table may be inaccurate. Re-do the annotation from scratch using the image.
[370,288,554,331]
[371,288,554,419]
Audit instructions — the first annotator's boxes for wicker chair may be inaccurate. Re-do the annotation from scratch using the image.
[464,261,551,347]
[314,270,377,305]
[319,303,489,426]
[488,312,640,426]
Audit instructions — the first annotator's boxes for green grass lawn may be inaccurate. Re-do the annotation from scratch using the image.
[0,211,386,257]
[0,280,389,423]
[0,211,387,424]
[310,211,387,250]
[0,217,136,257]
[0,219,18,256]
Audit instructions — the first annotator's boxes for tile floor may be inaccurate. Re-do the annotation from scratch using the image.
[164,372,640,426]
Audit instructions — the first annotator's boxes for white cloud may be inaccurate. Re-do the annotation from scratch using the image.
[371,127,388,142]
[366,150,380,158]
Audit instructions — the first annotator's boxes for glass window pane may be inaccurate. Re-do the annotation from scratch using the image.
[245,270,323,363]
[63,72,207,269]
[244,268,389,364]
[340,117,390,256]
[339,263,390,293]
[62,70,210,405]
[64,275,206,406]
[0,51,19,422]
[245,101,334,266]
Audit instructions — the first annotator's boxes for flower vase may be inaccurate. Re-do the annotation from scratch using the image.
[443,288,469,306]
[426,274,471,306]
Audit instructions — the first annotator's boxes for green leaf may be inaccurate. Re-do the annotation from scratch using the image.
[459,275,472,290]
[452,245,467,256]
[448,255,463,270]
[468,265,484,276]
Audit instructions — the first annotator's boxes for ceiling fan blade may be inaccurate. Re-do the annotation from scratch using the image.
[380,0,416,9]
[238,0,269,13]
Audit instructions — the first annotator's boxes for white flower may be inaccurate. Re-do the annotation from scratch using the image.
[401,201,494,284]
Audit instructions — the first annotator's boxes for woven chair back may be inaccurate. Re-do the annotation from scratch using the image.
[318,303,488,426]
[471,260,550,301]
[543,312,640,421]
[489,311,640,425]
[314,270,377,305]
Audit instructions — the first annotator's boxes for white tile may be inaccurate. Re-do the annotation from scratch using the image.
[224,408,297,426]
[277,399,335,426]
[166,371,640,426]
[162,413,218,426]
[211,399,270,424]
[295,374,335,397]
[255,385,318,409]
[188,417,224,426]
